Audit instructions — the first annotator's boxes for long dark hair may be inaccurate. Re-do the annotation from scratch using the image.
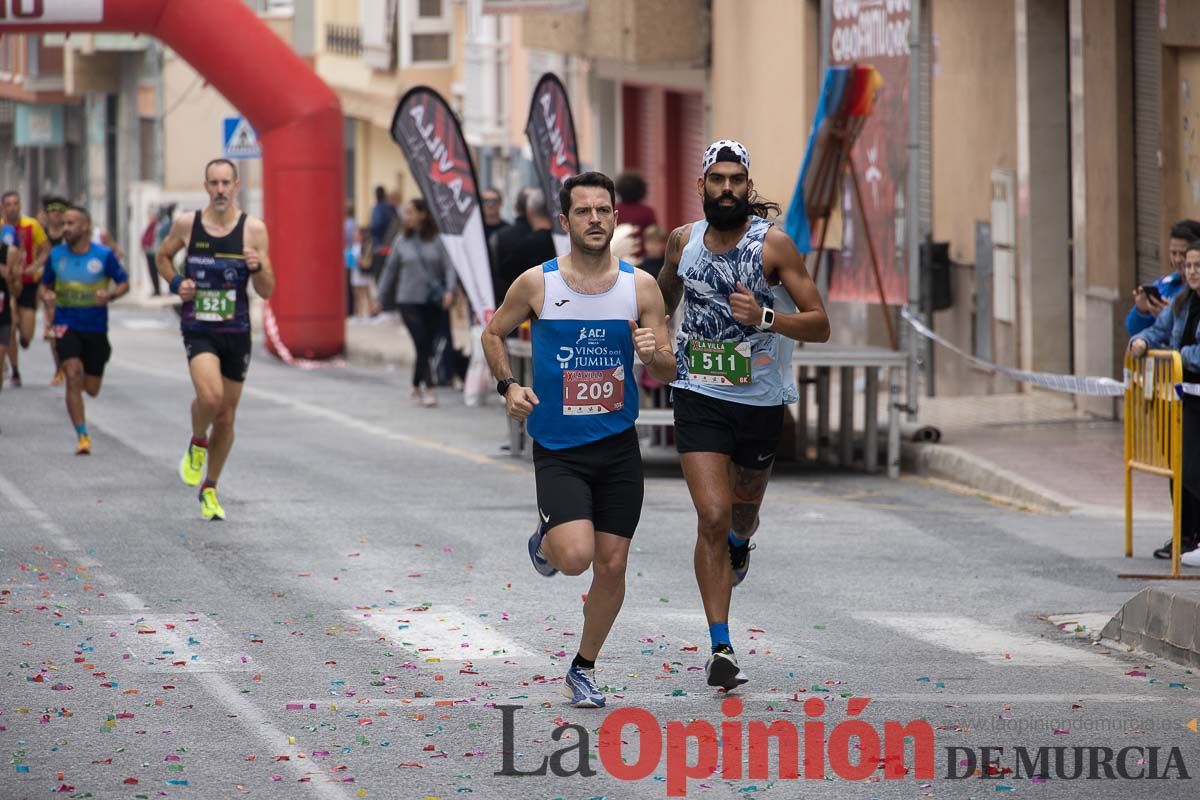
[405,198,438,241]
[1174,240,1200,314]
[748,190,781,220]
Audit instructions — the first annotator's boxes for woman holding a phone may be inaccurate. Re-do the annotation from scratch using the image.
[1129,240,1200,562]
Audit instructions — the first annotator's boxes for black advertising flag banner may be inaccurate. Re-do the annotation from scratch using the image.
[525,72,580,255]
[391,86,495,318]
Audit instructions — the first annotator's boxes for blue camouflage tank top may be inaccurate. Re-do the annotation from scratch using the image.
[670,217,798,406]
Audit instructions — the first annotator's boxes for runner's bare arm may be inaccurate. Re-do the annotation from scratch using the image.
[481,266,541,381]
[4,244,18,290]
[634,269,677,383]
[482,267,543,419]
[245,217,275,299]
[98,279,130,304]
[33,236,49,270]
[762,227,830,343]
[656,223,691,312]
[156,215,195,300]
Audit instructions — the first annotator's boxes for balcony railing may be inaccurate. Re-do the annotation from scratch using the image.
[325,23,362,57]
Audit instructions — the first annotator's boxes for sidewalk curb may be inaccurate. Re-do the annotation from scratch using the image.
[902,441,1175,522]
[1101,587,1200,669]
[902,441,1078,513]
[344,322,414,367]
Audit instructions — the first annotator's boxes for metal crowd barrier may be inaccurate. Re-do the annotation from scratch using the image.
[1122,350,1197,579]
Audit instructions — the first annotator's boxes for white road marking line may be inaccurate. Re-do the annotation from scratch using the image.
[349,607,534,661]
[855,613,1135,676]
[89,613,254,673]
[0,473,354,800]
[112,358,524,472]
[0,472,78,552]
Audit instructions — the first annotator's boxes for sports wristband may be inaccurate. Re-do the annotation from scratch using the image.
[757,307,775,331]
[247,264,262,274]
[169,275,184,295]
[497,377,518,397]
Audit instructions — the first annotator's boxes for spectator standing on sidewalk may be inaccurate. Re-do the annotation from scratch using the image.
[639,224,667,279]
[140,204,162,296]
[482,188,509,243]
[506,189,557,281]
[369,186,397,251]
[492,186,533,306]
[1129,240,1200,562]
[1126,219,1200,336]
[347,226,374,319]
[615,171,657,262]
[379,198,456,407]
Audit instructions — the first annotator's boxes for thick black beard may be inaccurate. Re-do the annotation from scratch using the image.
[703,192,750,231]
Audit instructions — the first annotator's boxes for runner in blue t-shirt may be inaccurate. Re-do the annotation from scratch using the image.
[39,206,129,454]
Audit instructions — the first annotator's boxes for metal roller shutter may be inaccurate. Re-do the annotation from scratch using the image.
[677,90,705,227]
[1133,0,1162,285]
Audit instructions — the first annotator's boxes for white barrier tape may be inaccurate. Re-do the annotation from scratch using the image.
[262,303,347,371]
[900,308,1127,396]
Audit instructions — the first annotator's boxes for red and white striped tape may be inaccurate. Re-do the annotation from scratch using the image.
[262,302,346,371]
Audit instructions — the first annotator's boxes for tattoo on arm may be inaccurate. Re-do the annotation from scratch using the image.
[657,226,686,311]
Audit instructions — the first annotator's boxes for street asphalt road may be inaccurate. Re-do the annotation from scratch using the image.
[2,307,1199,800]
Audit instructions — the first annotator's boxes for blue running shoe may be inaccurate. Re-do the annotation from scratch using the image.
[560,664,605,708]
[528,520,558,577]
[729,537,756,587]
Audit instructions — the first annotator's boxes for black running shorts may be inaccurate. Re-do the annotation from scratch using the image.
[532,426,644,539]
[56,328,112,377]
[17,282,38,310]
[183,329,252,382]
[672,387,785,469]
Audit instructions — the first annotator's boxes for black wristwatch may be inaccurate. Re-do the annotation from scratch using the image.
[497,378,518,397]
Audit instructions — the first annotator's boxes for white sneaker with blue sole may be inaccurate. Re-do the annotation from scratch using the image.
[561,664,605,708]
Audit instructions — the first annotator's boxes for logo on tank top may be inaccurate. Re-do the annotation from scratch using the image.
[223,267,239,283]
[576,327,606,345]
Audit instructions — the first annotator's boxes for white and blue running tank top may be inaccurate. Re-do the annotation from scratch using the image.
[527,259,640,450]
[671,217,798,406]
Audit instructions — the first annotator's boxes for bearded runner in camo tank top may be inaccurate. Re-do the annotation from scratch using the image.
[657,139,831,692]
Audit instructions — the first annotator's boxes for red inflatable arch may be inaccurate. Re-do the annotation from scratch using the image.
[0,0,344,358]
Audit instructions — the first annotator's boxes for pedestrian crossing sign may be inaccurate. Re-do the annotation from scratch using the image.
[222,116,261,159]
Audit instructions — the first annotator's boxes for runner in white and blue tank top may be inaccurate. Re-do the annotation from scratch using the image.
[526,258,640,449]
[658,140,831,692]
[481,172,676,709]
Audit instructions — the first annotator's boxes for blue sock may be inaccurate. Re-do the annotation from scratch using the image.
[74,423,87,436]
[709,622,731,651]
[729,529,750,546]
